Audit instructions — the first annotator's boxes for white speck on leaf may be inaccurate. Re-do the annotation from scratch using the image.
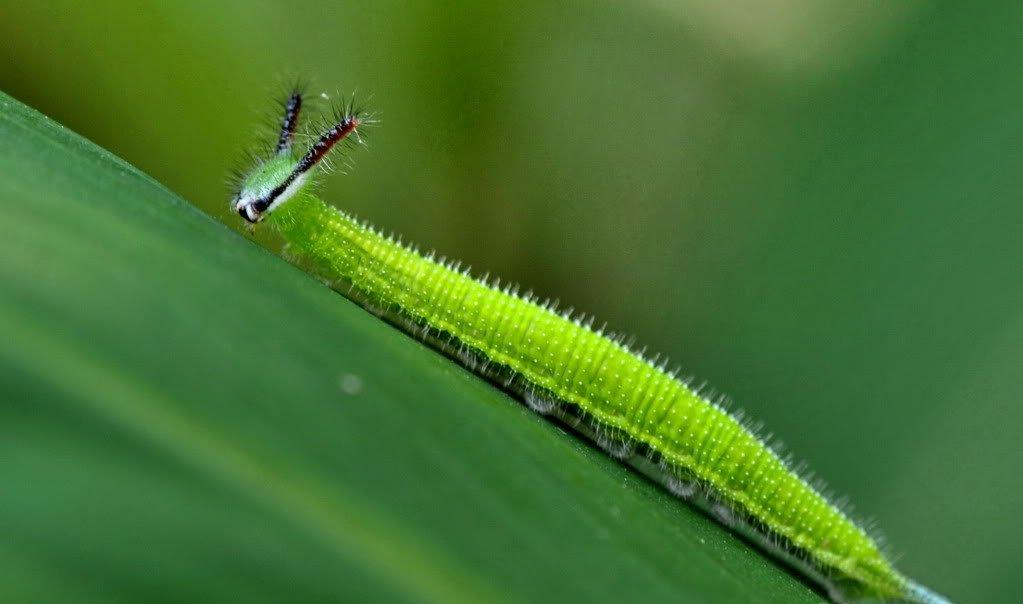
[338,373,363,395]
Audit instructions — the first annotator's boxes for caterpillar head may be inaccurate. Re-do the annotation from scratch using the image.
[232,90,363,224]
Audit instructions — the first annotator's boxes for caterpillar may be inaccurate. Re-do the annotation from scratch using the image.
[231,88,951,604]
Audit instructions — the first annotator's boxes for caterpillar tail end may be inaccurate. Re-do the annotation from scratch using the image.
[904,580,953,604]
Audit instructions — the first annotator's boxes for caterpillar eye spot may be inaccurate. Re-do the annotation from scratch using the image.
[234,199,260,224]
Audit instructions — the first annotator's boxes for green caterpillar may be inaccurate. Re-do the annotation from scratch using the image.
[231,89,950,604]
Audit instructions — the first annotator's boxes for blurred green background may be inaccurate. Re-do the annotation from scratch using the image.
[2,1,1020,602]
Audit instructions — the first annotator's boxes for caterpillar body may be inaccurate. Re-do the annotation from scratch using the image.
[231,90,951,604]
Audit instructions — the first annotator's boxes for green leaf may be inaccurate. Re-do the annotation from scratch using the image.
[0,91,825,604]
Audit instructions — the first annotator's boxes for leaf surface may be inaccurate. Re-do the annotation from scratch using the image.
[0,92,824,604]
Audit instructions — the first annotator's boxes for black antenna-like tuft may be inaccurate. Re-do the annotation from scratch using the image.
[294,112,362,174]
[275,90,303,154]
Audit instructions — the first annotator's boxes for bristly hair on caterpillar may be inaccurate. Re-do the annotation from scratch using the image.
[228,87,954,604]
[232,86,370,224]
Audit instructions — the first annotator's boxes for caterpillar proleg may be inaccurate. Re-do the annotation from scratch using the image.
[230,88,951,604]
